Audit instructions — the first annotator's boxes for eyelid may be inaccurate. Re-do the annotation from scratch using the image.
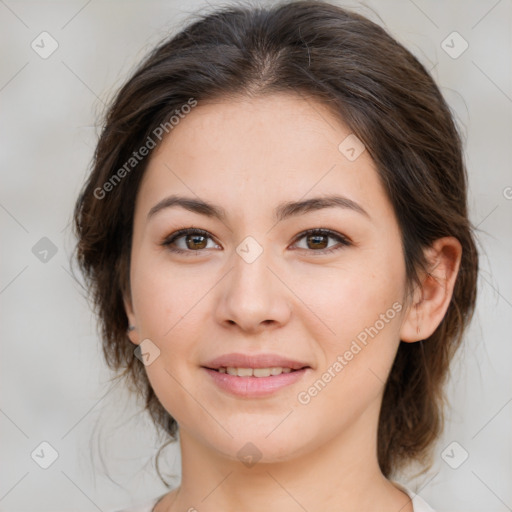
[291,228,352,253]
[161,227,352,255]
[161,227,220,252]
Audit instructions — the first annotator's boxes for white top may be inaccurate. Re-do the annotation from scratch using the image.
[391,480,437,512]
[113,481,436,512]
[112,495,163,512]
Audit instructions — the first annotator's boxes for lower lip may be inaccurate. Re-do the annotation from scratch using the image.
[202,367,309,397]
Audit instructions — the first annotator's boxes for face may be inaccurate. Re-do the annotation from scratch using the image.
[125,93,410,463]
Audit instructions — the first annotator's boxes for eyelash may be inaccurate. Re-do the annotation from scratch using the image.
[160,227,352,256]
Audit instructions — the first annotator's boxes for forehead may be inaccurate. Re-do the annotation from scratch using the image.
[136,92,390,223]
[153,92,355,165]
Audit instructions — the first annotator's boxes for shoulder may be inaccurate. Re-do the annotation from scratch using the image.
[391,480,437,512]
[110,494,165,512]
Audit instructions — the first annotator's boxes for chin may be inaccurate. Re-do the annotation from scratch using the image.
[199,422,312,465]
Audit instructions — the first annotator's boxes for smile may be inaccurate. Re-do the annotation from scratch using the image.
[216,366,296,377]
[203,366,309,397]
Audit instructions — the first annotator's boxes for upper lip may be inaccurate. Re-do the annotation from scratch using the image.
[202,353,311,370]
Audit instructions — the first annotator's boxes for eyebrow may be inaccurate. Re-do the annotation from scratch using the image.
[147,194,370,223]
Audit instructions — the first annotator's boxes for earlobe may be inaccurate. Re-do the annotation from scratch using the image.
[123,294,140,345]
[399,237,462,343]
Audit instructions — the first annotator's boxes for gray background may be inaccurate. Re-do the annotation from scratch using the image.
[1,0,511,510]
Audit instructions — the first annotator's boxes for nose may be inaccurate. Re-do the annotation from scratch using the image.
[214,245,292,334]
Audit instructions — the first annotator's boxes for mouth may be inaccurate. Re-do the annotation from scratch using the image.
[202,352,311,372]
[202,354,313,399]
[201,353,311,397]
[205,366,307,377]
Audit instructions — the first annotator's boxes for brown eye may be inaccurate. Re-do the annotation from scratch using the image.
[306,233,329,250]
[185,233,208,250]
[292,228,351,255]
[162,228,219,254]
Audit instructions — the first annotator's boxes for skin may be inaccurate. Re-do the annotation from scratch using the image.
[124,92,461,512]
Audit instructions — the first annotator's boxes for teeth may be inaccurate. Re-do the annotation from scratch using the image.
[253,368,271,377]
[236,367,253,377]
[221,367,295,377]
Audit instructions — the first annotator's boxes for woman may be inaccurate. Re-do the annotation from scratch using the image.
[73,1,478,511]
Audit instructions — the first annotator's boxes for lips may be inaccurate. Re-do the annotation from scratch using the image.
[202,352,311,372]
[201,353,311,398]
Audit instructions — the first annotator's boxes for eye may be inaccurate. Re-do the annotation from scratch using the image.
[161,227,351,256]
[161,228,220,255]
[291,228,351,255]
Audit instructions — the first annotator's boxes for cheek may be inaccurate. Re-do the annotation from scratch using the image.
[289,247,406,416]
[131,260,204,423]
[131,249,198,337]
[130,251,211,380]
[295,287,404,428]
[288,248,406,345]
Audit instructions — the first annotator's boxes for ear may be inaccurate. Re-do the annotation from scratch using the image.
[123,291,141,346]
[400,237,462,342]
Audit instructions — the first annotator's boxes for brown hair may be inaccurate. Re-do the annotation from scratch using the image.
[72,0,478,483]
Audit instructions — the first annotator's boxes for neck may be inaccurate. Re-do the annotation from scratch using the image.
[161,399,413,512]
